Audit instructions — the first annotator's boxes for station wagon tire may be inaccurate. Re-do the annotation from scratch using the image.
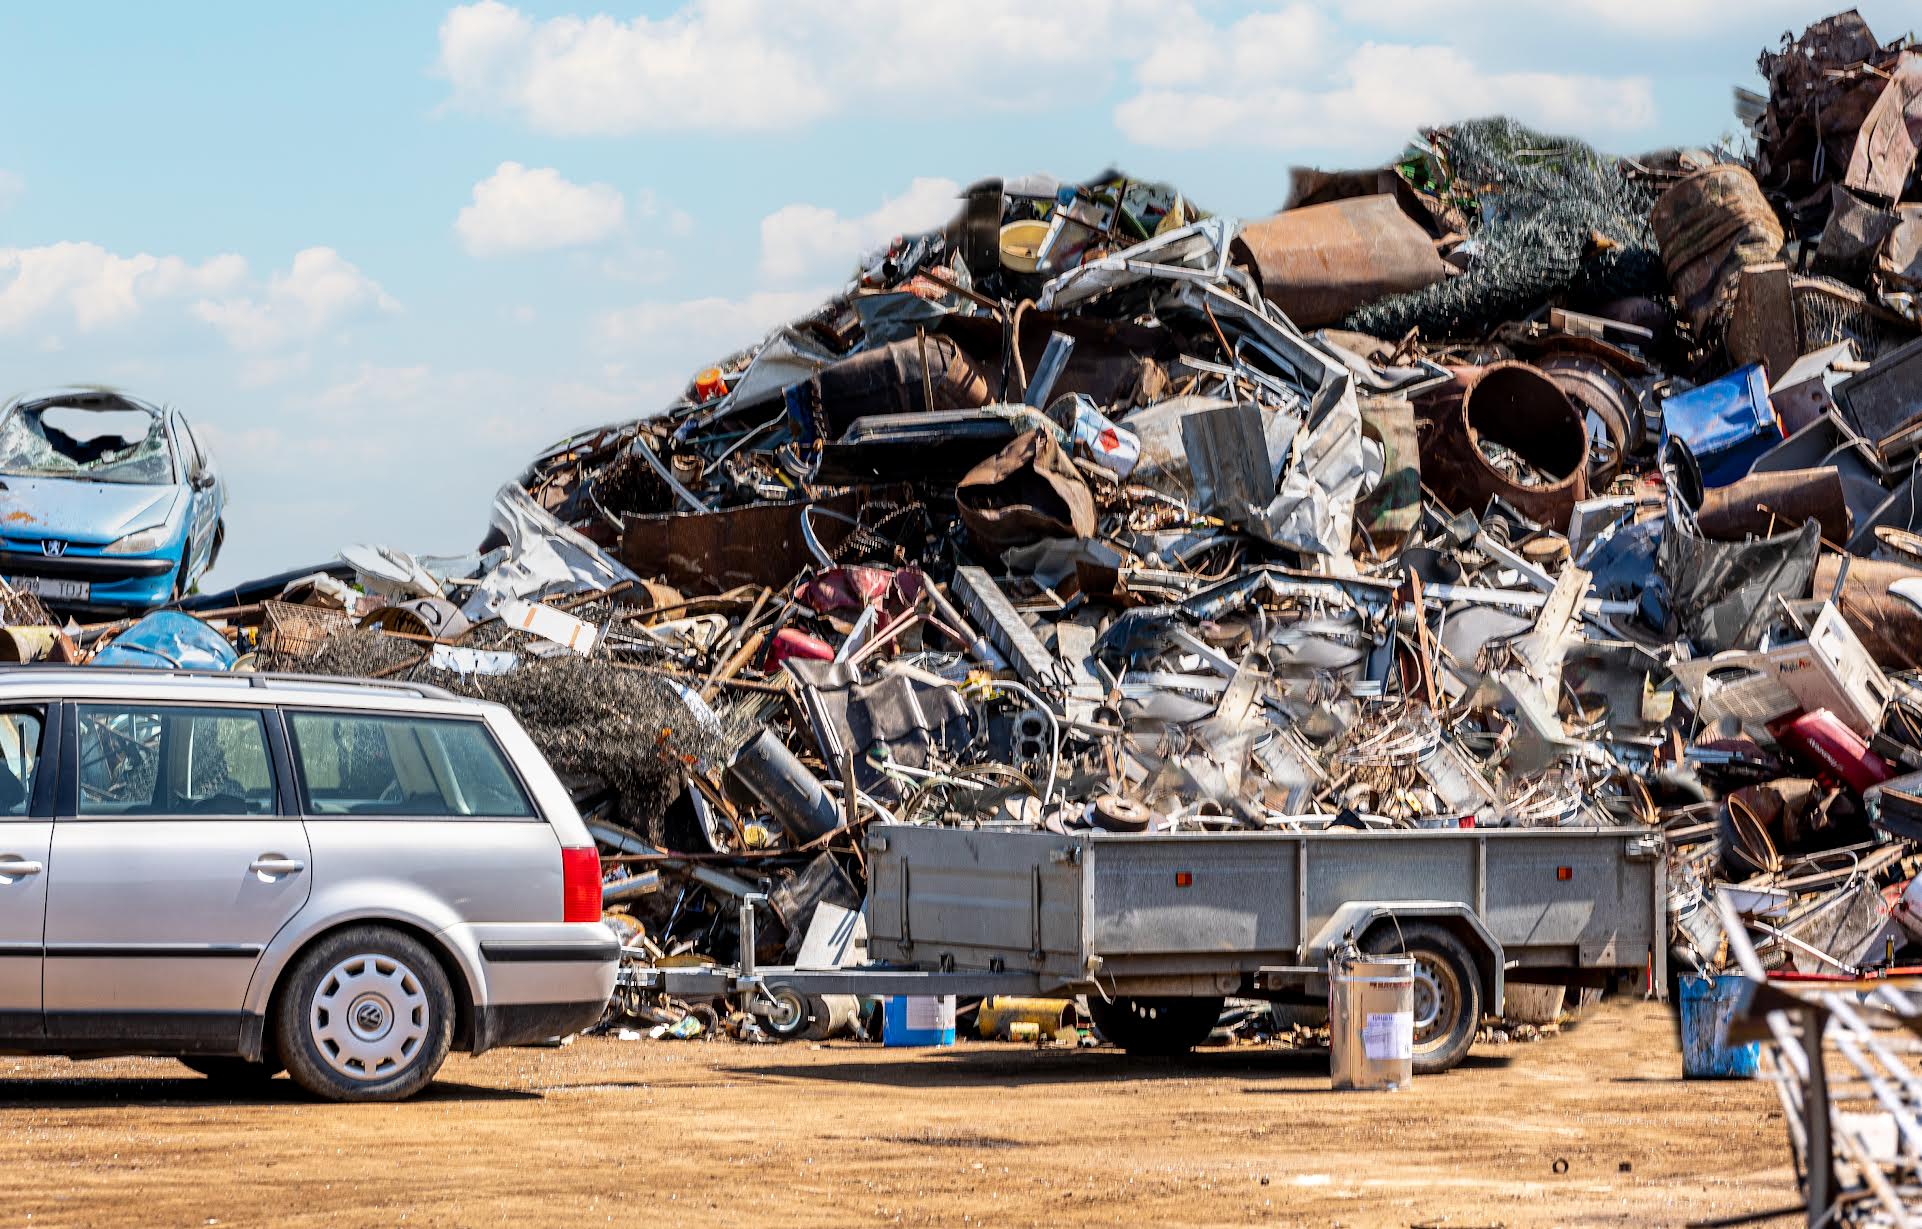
[1085,995,1224,1056]
[275,927,454,1102]
[1365,923,1482,1074]
[178,1056,283,1086]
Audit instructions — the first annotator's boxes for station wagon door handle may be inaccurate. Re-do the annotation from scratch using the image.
[0,857,42,878]
[249,856,305,877]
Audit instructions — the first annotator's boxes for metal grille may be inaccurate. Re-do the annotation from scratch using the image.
[0,579,52,628]
[1794,277,1920,364]
[258,600,353,663]
[1346,118,1664,340]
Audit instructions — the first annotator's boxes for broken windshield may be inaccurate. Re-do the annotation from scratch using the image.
[0,404,174,485]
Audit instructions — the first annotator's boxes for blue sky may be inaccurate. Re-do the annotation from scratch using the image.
[0,0,1911,584]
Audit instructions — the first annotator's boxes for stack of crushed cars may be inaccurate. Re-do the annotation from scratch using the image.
[44,9,1922,1042]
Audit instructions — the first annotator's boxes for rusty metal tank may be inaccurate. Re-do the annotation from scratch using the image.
[1419,361,1589,528]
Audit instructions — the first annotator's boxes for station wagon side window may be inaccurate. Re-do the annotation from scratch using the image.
[284,712,535,818]
[0,708,45,817]
[75,704,277,817]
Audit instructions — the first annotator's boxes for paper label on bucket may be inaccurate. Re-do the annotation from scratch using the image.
[1363,1011,1413,1061]
[904,996,955,1031]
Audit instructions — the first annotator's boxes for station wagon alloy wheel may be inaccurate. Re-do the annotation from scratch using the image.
[310,953,429,1081]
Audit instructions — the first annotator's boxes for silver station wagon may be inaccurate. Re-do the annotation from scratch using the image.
[0,667,617,1101]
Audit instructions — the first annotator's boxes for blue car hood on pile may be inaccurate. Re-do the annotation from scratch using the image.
[0,477,181,547]
[90,611,236,670]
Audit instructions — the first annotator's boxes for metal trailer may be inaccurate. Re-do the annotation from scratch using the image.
[639,824,1666,1073]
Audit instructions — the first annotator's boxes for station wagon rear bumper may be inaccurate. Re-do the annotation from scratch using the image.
[454,924,618,1053]
[475,999,610,1051]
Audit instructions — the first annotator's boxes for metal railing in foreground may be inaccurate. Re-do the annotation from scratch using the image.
[1716,888,1922,1227]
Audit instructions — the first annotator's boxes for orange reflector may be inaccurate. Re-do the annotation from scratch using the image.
[1556,866,1573,881]
[1175,871,1193,888]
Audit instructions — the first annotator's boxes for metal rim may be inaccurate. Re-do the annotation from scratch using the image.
[761,987,809,1035]
[1409,953,1460,1050]
[309,952,429,1082]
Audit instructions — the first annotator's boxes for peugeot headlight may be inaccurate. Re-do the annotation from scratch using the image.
[101,526,170,555]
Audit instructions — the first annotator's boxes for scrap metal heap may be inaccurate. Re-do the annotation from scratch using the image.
[33,12,1922,1066]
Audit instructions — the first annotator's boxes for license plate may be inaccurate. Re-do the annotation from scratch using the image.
[4,575,89,602]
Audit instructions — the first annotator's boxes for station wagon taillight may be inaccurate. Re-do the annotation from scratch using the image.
[561,846,602,923]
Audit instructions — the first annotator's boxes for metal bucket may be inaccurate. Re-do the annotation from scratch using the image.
[1329,955,1415,1091]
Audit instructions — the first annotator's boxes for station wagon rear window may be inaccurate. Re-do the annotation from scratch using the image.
[285,712,535,818]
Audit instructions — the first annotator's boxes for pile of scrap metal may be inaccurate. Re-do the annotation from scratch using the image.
[35,10,1922,1043]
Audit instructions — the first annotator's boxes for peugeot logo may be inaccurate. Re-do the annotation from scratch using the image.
[39,540,64,558]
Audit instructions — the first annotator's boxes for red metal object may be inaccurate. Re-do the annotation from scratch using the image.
[1772,709,1894,794]
[797,565,926,617]
[765,627,835,670]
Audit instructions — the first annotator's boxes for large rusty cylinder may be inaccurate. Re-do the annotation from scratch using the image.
[1418,361,1589,529]
[1650,165,1786,339]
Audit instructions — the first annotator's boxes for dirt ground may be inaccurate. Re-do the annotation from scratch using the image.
[2,998,1798,1229]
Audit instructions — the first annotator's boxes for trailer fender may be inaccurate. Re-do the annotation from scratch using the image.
[1307,901,1505,1016]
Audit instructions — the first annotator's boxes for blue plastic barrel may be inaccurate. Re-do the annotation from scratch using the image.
[883,995,956,1047]
[1679,974,1760,1079]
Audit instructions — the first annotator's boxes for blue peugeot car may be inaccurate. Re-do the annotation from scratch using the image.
[0,389,226,613]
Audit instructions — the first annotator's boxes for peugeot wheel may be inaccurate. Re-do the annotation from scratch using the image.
[276,926,454,1102]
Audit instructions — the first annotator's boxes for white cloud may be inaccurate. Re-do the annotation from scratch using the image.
[1135,5,1334,88]
[596,287,831,408]
[598,287,827,353]
[456,160,625,256]
[194,247,398,352]
[0,243,245,334]
[1331,0,1815,38]
[633,189,694,238]
[759,177,960,284]
[1116,35,1656,154]
[436,0,1185,135]
[436,1,1663,159]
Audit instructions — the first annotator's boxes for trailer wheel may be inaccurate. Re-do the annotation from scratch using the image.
[1365,923,1482,1074]
[1086,995,1224,1056]
[758,985,813,1040]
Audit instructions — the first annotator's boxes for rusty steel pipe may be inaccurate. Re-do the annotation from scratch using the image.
[1696,466,1851,546]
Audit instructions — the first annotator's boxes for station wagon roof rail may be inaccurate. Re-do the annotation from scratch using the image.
[0,663,458,702]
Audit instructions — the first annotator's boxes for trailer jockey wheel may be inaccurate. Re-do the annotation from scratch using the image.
[1085,995,1225,1056]
[758,985,813,1039]
[1364,922,1483,1074]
